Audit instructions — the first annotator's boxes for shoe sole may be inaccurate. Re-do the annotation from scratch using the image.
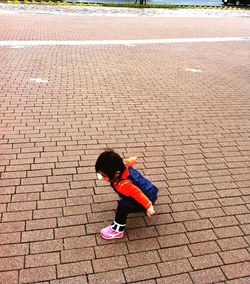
[100,232,124,240]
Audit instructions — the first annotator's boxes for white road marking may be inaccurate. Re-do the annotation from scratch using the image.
[10,45,24,49]
[0,36,250,47]
[29,78,48,83]
[185,68,202,73]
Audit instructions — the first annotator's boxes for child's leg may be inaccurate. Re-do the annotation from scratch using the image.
[112,202,145,232]
[113,202,130,230]
[100,202,144,240]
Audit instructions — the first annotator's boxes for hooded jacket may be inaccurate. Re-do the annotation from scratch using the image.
[111,157,158,209]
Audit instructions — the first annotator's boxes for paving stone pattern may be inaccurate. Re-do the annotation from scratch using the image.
[0,5,250,284]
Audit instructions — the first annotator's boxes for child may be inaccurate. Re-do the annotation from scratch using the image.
[95,150,158,240]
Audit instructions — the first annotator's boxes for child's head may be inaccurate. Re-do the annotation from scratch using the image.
[95,150,125,182]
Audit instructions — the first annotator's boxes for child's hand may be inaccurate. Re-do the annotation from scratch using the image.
[146,205,155,217]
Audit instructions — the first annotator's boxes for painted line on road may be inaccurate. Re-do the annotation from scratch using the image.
[0,36,250,47]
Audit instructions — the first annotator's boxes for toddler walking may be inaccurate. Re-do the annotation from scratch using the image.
[95,150,158,240]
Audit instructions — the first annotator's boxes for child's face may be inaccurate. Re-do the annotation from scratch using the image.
[97,171,121,183]
[97,172,110,182]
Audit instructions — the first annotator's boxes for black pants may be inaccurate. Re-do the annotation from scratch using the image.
[115,201,145,226]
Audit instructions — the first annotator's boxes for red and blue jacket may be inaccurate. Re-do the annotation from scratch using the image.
[111,157,158,209]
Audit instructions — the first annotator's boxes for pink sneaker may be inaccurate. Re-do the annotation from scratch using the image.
[100,226,124,240]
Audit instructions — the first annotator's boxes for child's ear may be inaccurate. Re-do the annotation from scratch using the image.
[115,171,120,178]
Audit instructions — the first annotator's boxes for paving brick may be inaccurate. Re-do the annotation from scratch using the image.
[0,178,20,187]
[61,247,95,263]
[12,192,40,202]
[0,199,11,211]
[222,262,250,280]
[158,233,189,248]
[156,222,186,236]
[172,210,200,222]
[195,199,221,209]
[2,210,33,222]
[0,243,29,257]
[0,221,25,233]
[223,205,249,215]
[126,250,161,267]
[63,204,92,216]
[127,227,158,240]
[159,245,192,261]
[87,211,115,223]
[51,276,88,284]
[127,238,160,253]
[63,235,96,250]
[57,261,93,278]
[198,207,225,218]
[16,184,43,194]
[194,191,219,200]
[37,199,65,209]
[210,216,239,228]
[30,239,63,254]
[190,267,226,284]
[26,218,57,230]
[214,226,244,238]
[184,219,213,231]
[22,229,54,242]
[145,213,173,225]
[124,264,160,282]
[218,189,242,197]
[217,236,249,251]
[25,252,60,268]
[236,214,250,224]
[66,196,93,206]
[55,225,85,239]
[0,271,18,284]
[0,186,13,196]
[0,232,20,245]
[19,266,56,283]
[219,248,250,264]
[57,215,87,227]
[94,243,128,258]
[188,240,221,256]
[189,253,223,270]
[187,229,217,243]
[44,182,70,192]
[156,273,193,284]
[33,208,63,219]
[240,224,250,235]
[21,177,47,186]
[127,216,146,229]
[92,255,127,273]
[7,201,36,212]
[88,270,125,284]
[0,256,24,271]
[226,278,250,284]
[171,193,196,202]
[127,280,157,284]
[219,197,245,206]
[157,258,192,277]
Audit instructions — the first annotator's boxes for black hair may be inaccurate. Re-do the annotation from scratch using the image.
[95,150,125,181]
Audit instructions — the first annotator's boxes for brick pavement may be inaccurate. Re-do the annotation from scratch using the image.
[0,4,250,284]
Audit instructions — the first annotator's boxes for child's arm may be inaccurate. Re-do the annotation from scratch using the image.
[146,205,155,217]
[123,157,137,167]
[116,180,152,209]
